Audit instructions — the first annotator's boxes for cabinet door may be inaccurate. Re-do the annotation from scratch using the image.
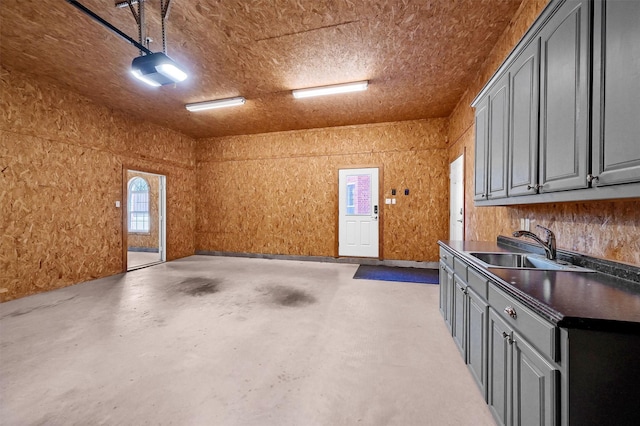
[467,287,488,400]
[474,97,489,201]
[512,332,559,426]
[488,308,511,426]
[539,0,590,193]
[509,40,540,197]
[439,262,447,317]
[452,277,467,358]
[439,262,454,332]
[487,74,510,199]
[591,0,640,186]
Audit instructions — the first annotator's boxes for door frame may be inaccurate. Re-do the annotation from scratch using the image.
[122,165,167,272]
[450,151,465,240]
[335,165,384,259]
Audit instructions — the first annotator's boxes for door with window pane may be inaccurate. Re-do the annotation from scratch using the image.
[338,167,379,258]
[125,170,166,270]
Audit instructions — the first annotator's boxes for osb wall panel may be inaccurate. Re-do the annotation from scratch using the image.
[448,0,548,146]
[448,0,640,266]
[1,66,195,302]
[196,120,449,262]
[126,171,160,250]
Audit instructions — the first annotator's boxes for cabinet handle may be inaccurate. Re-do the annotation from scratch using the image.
[504,306,517,319]
[587,174,599,184]
[527,184,541,191]
[502,331,513,345]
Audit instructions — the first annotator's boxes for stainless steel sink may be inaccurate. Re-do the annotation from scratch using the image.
[467,252,595,272]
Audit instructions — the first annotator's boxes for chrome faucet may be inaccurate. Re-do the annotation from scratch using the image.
[513,225,557,260]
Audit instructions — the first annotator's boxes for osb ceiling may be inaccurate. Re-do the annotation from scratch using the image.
[1,0,523,139]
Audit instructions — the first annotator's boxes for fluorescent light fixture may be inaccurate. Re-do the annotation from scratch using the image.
[131,52,187,87]
[185,97,246,112]
[292,80,369,99]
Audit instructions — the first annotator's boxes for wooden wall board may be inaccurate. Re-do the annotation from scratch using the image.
[446,0,640,267]
[196,119,449,262]
[0,0,524,138]
[1,66,196,302]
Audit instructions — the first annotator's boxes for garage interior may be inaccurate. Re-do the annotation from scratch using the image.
[1,0,639,424]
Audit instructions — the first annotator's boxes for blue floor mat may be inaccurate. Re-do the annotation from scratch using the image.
[353,265,439,284]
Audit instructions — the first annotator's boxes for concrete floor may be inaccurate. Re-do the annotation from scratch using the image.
[127,251,162,269]
[0,256,495,425]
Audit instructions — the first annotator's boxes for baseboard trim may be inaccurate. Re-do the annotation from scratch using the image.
[195,250,438,269]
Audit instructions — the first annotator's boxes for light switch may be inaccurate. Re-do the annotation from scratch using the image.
[392,198,396,204]
[115,201,121,208]
[385,198,392,204]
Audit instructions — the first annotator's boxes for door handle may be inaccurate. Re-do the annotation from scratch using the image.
[456,220,463,223]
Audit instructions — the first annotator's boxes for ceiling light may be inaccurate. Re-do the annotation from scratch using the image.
[292,80,369,99]
[131,52,187,87]
[185,97,246,112]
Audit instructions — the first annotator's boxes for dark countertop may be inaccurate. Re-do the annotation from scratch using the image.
[439,240,640,333]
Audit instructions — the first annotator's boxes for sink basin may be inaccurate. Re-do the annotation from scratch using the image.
[467,252,595,272]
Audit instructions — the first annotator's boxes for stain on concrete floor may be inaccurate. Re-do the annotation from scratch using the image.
[0,295,77,320]
[178,277,222,296]
[264,285,316,307]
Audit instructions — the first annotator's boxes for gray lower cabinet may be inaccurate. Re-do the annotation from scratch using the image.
[439,260,454,332]
[486,296,559,426]
[512,331,559,426]
[538,0,590,193]
[439,245,640,425]
[591,0,640,187]
[452,276,466,357]
[443,255,490,398]
[488,308,511,425]
[441,251,560,426]
[466,287,488,398]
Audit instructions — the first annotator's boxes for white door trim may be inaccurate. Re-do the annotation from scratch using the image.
[122,167,167,271]
[450,154,465,240]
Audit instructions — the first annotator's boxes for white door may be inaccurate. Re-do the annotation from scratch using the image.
[338,168,379,257]
[450,155,464,240]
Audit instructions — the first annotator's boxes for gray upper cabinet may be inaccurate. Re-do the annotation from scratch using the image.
[472,0,640,206]
[488,74,510,199]
[538,0,590,193]
[591,0,640,187]
[474,74,509,201]
[508,40,540,197]
[474,98,489,201]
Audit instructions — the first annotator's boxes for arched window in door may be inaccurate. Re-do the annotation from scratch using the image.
[128,177,150,232]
